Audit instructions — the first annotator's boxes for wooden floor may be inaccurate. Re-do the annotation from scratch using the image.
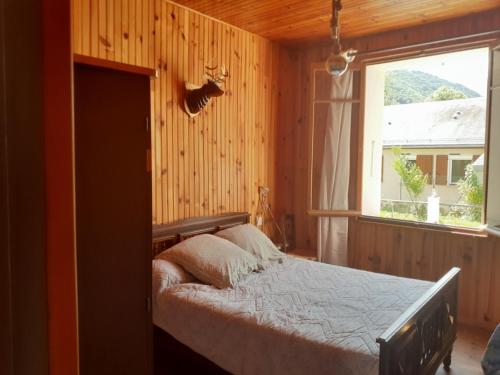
[435,325,492,375]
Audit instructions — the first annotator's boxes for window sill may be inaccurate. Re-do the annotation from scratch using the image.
[308,209,361,217]
[357,215,488,238]
[485,225,500,238]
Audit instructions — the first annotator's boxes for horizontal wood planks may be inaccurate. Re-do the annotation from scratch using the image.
[73,0,281,226]
[172,0,500,45]
[349,218,500,329]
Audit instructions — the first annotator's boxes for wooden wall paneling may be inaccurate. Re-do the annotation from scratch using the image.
[169,1,179,223]
[236,28,243,213]
[242,32,249,216]
[250,35,258,216]
[247,34,253,217]
[142,0,149,66]
[488,241,500,324]
[190,10,197,216]
[128,0,135,65]
[227,26,234,212]
[187,10,194,218]
[207,17,213,214]
[193,12,201,218]
[205,15,213,216]
[198,15,205,215]
[215,21,222,214]
[151,0,160,224]
[270,44,279,215]
[198,12,206,217]
[179,6,187,219]
[98,0,105,58]
[81,0,90,55]
[107,0,114,61]
[121,0,128,65]
[228,27,234,212]
[160,0,168,223]
[73,0,82,53]
[176,4,184,219]
[219,22,225,213]
[113,0,121,63]
[220,23,227,213]
[157,0,164,223]
[244,31,250,214]
[348,218,500,329]
[90,0,97,56]
[73,0,282,229]
[276,48,299,234]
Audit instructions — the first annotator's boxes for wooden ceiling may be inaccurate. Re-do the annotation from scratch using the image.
[173,0,500,45]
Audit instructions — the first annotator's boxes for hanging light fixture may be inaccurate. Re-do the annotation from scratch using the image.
[325,0,356,77]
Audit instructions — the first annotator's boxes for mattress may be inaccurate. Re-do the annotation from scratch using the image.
[153,258,434,375]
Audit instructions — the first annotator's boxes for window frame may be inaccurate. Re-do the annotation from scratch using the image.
[484,43,500,236]
[307,62,363,217]
[358,41,495,233]
[403,153,417,168]
[447,154,473,185]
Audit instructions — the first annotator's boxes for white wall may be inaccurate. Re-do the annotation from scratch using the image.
[362,65,385,216]
[382,147,484,204]
[487,47,500,226]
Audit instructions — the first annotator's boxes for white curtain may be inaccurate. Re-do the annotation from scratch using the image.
[317,71,353,265]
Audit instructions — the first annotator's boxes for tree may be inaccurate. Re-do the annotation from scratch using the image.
[457,164,484,221]
[384,70,479,105]
[392,148,428,219]
[426,86,467,102]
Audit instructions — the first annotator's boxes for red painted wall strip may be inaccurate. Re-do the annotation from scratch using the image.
[42,0,79,374]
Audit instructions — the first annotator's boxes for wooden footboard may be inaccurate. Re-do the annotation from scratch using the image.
[377,267,460,375]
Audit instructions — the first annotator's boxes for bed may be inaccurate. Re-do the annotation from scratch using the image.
[152,212,460,375]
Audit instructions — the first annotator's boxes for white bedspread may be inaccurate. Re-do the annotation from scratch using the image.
[153,258,433,375]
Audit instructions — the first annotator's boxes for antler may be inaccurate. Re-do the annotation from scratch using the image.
[205,65,229,84]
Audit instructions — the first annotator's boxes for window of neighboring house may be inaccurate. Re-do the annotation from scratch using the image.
[362,47,489,229]
[448,155,472,185]
[404,154,416,168]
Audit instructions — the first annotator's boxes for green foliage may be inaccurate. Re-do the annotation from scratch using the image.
[392,148,428,219]
[457,164,484,221]
[426,86,467,101]
[380,209,481,228]
[384,70,479,106]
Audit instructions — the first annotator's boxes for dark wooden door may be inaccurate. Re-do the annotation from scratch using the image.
[74,64,152,375]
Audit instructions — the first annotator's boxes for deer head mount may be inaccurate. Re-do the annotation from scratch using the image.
[184,65,228,118]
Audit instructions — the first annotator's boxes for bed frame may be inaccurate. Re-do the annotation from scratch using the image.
[152,212,460,375]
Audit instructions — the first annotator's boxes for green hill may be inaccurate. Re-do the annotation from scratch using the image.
[384,70,480,105]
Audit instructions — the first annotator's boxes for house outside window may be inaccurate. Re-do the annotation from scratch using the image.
[363,47,489,228]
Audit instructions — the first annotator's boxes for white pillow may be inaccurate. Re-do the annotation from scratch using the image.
[157,234,260,289]
[152,258,197,295]
[215,224,285,267]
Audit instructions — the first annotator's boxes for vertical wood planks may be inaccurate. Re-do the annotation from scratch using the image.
[348,218,500,329]
[73,0,281,227]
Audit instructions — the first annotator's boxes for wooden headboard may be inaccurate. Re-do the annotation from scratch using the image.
[152,212,250,257]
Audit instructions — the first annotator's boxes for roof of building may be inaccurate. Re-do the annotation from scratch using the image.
[383,97,486,148]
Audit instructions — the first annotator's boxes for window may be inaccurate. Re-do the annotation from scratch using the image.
[308,65,361,216]
[404,154,416,168]
[362,48,489,228]
[448,155,472,185]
